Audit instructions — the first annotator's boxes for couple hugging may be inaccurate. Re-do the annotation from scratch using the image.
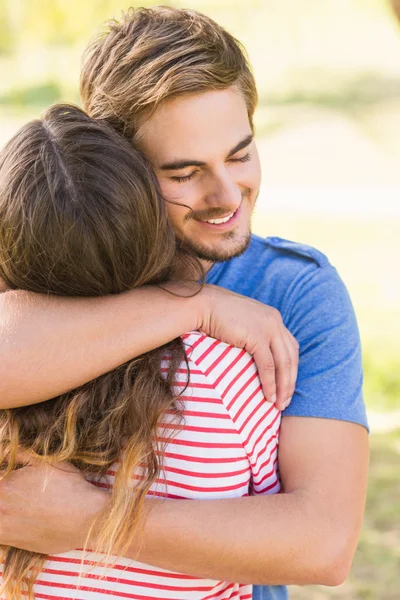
[0,6,368,600]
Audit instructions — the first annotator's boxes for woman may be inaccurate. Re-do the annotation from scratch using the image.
[0,104,280,600]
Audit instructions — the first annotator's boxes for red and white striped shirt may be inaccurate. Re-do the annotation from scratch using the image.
[13,333,281,599]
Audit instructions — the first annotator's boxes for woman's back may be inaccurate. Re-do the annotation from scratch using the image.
[0,105,280,599]
[31,333,280,600]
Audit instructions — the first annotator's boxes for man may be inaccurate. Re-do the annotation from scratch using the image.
[0,7,368,599]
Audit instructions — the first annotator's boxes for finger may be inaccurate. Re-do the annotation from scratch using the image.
[253,346,277,404]
[280,329,299,410]
[270,335,294,411]
[286,328,300,357]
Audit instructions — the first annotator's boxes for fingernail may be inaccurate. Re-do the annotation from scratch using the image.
[269,393,277,404]
[281,397,292,411]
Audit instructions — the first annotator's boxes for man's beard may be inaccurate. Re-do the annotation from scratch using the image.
[176,229,252,263]
[173,188,256,263]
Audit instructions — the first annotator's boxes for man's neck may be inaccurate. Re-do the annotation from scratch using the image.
[200,259,214,275]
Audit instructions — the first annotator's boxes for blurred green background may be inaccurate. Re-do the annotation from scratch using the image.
[0,1,399,598]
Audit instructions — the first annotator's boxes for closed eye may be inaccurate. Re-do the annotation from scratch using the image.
[230,153,251,163]
[171,170,199,183]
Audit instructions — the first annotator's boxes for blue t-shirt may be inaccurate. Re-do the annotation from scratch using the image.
[206,235,368,600]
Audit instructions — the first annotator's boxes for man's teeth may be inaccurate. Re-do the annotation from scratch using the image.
[205,212,234,225]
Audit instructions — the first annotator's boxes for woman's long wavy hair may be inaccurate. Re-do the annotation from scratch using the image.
[0,104,200,599]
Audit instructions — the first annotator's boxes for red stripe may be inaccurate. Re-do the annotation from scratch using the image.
[160,367,201,375]
[226,385,261,431]
[182,333,206,356]
[201,582,235,600]
[47,557,197,580]
[213,348,247,387]
[204,344,233,376]
[178,395,224,405]
[180,410,230,419]
[253,458,278,487]
[238,397,269,438]
[245,410,280,456]
[253,456,279,488]
[178,381,216,389]
[161,422,236,435]
[252,442,277,478]
[220,357,254,399]
[41,568,216,593]
[35,578,186,599]
[156,436,243,449]
[147,489,186,499]
[155,477,249,493]
[162,451,247,464]
[258,475,280,494]
[196,339,221,364]
[24,593,73,600]
[226,371,258,411]
[96,479,250,497]
[107,464,249,480]
[234,386,263,426]
[162,464,250,479]
[249,434,279,470]
[180,332,193,341]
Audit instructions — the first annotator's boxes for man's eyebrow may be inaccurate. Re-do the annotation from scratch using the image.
[226,134,253,158]
[160,159,206,171]
[159,134,253,171]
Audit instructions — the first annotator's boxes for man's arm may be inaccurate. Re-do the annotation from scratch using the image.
[0,417,368,586]
[129,417,369,586]
[0,282,297,409]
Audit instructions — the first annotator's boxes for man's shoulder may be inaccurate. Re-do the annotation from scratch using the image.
[247,234,330,269]
[224,234,332,277]
[263,235,330,267]
[207,235,333,303]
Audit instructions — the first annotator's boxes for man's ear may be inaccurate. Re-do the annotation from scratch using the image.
[0,277,10,292]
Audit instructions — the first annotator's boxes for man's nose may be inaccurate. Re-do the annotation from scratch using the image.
[205,170,242,209]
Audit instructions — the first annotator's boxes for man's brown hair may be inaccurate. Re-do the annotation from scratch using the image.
[80,6,258,138]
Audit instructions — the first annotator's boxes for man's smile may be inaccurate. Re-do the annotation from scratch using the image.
[203,211,236,224]
[193,206,241,231]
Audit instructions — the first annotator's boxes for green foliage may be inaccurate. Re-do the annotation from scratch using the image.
[0,81,61,107]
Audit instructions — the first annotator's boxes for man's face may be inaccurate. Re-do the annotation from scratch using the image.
[137,87,261,264]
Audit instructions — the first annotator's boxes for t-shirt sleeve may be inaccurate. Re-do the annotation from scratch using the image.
[281,264,368,430]
[187,334,281,495]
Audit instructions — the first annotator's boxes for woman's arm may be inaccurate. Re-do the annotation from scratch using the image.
[0,282,297,409]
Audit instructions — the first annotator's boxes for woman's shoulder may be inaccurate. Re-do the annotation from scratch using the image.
[181,331,246,368]
[180,331,257,399]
